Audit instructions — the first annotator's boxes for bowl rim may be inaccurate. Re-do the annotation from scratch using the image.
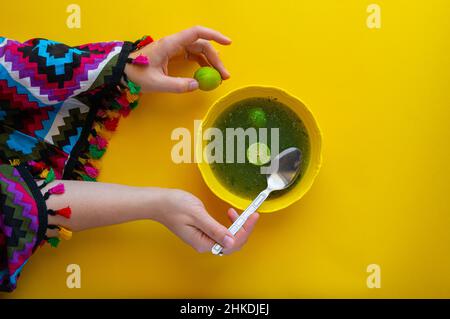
[196,85,323,213]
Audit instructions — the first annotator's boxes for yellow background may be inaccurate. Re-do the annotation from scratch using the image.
[1,0,449,298]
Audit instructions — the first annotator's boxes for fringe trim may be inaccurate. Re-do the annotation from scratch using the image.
[69,82,141,182]
[69,35,152,182]
[5,35,154,246]
[127,54,149,65]
[10,160,73,248]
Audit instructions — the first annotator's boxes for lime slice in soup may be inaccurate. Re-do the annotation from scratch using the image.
[247,142,271,166]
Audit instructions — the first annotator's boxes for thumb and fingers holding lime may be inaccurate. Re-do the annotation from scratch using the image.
[134,26,231,93]
[183,26,231,91]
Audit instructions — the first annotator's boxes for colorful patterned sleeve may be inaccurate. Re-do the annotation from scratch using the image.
[0,35,155,179]
[0,35,153,292]
[0,37,130,102]
[0,163,46,292]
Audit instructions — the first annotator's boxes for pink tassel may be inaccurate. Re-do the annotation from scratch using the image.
[96,136,108,149]
[85,166,99,178]
[117,94,130,108]
[49,183,65,194]
[28,160,47,171]
[132,54,149,65]
[120,106,131,117]
[104,118,119,131]
[97,109,107,118]
[89,136,108,150]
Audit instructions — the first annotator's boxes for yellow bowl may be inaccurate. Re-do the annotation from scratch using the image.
[197,86,322,213]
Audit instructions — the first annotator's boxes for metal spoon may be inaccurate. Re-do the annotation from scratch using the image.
[211,147,302,255]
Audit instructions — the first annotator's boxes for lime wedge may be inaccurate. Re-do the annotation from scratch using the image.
[247,142,271,166]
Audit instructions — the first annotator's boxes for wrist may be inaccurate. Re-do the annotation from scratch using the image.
[123,35,154,91]
[124,50,148,90]
[141,187,177,223]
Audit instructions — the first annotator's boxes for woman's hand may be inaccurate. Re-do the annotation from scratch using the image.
[125,26,232,93]
[43,181,258,255]
[152,188,259,255]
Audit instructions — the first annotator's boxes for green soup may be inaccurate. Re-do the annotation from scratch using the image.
[210,97,310,200]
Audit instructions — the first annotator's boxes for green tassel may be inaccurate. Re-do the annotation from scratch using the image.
[89,144,106,159]
[128,80,141,95]
[130,101,139,110]
[111,100,122,110]
[80,174,96,182]
[48,237,60,248]
[45,168,55,183]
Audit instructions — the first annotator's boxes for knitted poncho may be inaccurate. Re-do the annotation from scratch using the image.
[0,35,152,292]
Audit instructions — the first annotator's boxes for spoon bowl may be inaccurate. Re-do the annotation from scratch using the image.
[267,147,302,191]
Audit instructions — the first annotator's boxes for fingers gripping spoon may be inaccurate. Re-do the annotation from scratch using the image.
[211,147,302,255]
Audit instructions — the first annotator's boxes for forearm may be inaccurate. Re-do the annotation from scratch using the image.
[40,178,253,257]
[42,180,167,232]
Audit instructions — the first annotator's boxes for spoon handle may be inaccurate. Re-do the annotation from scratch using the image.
[211,189,271,255]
